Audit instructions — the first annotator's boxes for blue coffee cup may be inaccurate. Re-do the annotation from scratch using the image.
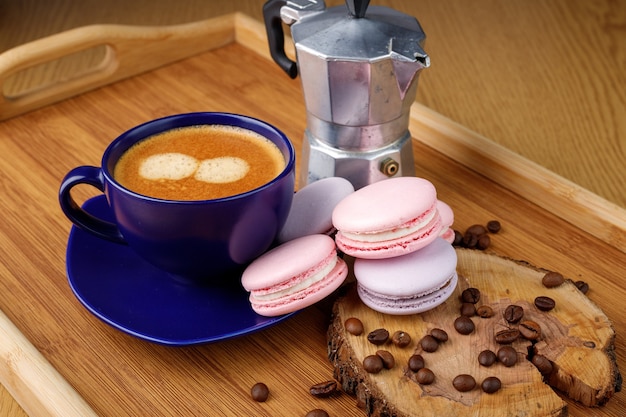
[59,112,295,283]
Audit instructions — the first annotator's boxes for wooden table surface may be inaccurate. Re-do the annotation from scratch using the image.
[0,1,624,416]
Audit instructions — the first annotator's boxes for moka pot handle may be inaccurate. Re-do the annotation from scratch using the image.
[263,0,298,79]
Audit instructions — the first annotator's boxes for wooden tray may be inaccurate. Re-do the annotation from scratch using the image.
[0,13,623,417]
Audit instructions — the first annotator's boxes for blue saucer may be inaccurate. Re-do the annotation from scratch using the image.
[66,195,294,346]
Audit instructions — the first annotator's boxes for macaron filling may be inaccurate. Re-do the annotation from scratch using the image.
[339,203,439,243]
[249,249,338,302]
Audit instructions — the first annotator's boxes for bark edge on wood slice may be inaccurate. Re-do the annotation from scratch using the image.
[328,249,621,417]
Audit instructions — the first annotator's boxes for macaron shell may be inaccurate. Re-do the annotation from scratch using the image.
[354,238,457,296]
[437,200,454,228]
[357,272,458,315]
[241,234,336,290]
[335,211,441,259]
[277,177,354,243]
[250,256,348,316]
[332,177,437,233]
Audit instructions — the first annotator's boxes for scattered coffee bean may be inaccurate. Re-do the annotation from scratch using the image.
[481,376,502,394]
[345,317,364,335]
[534,296,556,312]
[420,335,439,352]
[460,302,477,317]
[575,280,589,294]
[497,346,518,367]
[503,304,524,323]
[519,320,542,341]
[542,271,565,288]
[309,380,337,398]
[430,328,449,343]
[461,287,481,304]
[486,220,501,233]
[305,409,329,417]
[250,382,270,402]
[478,350,497,367]
[363,355,384,373]
[376,350,395,369]
[367,328,389,345]
[408,354,425,372]
[466,224,488,237]
[495,328,520,344]
[583,341,596,348]
[531,354,554,375]
[391,330,411,348]
[416,368,435,385]
[452,374,476,392]
[477,234,491,250]
[462,233,479,248]
[454,316,475,335]
[453,230,464,246]
[476,305,494,318]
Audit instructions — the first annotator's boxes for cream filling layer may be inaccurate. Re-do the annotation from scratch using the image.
[341,208,437,243]
[252,256,338,302]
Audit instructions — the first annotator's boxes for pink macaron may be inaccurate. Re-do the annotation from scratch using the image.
[354,238,458,315]
[437,200,455,244]
[241,234,348,317]
[332,177,442,259]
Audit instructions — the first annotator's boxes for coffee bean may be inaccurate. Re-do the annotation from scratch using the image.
[367,328,389,345]
[497,346,518,367]
[391,330,411,348]
[416,368,435,385]
[309,380,337,398]
[454,316,475,335]
[481,376,502,394]
[408,354,425,372]
[430,328,449,343]
[453,230,463,246]
[460,302,477,317]
[420,335,439,352]
[476,305,494,318]
[465,224,488,237]
[363,355,384,373]
[345,317,364,335]
[486,220,501,233]
[478,350,497,367]
[305,409,330,417]
[503,304,524,323]
[531,354,553,375]
[583,341,596,348]
[542,271,565,288]
[495,328,520,344]
[461,287,481,304]
[376,350,395,369]
[519,320,542,341]
[452,374,476,392]
[250,382,269,402]
[462,233,478,248]
[534,296,556,311]
[477,234,491,250]
[575,280,589,294]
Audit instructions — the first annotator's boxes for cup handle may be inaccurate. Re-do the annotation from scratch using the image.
[58,166,126,244]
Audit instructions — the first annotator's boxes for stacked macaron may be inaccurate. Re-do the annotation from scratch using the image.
[241,175,457,317]
[332,177,458,315]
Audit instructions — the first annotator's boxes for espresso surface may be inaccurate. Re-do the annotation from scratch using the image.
[114,125,285,200]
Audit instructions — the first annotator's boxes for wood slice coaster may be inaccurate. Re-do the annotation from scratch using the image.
[328,249,621,416]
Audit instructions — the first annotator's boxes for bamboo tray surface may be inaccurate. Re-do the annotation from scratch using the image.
[0,14,624,417]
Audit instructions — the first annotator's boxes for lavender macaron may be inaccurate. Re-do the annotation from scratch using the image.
[354,238,458,315]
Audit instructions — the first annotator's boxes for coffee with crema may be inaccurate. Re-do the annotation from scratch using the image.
[114,125,285,200]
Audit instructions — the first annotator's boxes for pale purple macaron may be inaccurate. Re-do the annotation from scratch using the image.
[277,177,354,243]
[332,177,442,259]
[354,238,458,315]
[241,234,348,317]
